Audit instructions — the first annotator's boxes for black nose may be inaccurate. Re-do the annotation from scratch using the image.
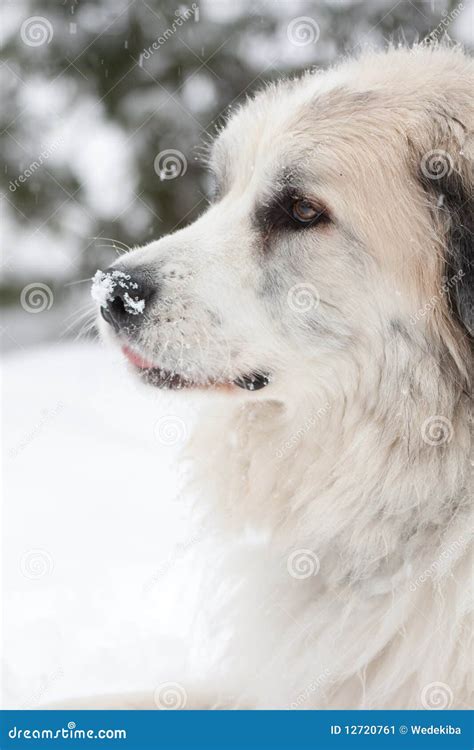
[93,266,155,332]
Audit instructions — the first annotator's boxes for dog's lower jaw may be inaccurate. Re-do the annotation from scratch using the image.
[120,343,272,392]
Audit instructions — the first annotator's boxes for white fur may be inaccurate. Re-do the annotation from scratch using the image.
[97,45,473,710]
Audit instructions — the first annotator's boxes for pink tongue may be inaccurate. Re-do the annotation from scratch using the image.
[122,345,155,370]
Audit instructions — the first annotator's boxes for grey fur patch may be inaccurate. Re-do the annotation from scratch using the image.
[416,144,473,339]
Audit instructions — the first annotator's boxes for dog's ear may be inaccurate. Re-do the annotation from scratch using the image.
[416,127,473,339]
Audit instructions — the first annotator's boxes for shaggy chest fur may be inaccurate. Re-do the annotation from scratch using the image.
[188,349,472,709]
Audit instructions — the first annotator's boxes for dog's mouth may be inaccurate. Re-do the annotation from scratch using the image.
[121,345,270,392]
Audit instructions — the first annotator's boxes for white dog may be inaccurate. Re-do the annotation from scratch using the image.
[93,44,473,710]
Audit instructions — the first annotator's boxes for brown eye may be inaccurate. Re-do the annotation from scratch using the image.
[292,199,326,225]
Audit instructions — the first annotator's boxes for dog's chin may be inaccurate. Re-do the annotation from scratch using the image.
[120,344,271,393]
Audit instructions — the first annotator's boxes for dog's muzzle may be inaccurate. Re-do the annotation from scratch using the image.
[93,266,271,391]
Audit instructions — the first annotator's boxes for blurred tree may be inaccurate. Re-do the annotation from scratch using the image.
[0,0,470,326]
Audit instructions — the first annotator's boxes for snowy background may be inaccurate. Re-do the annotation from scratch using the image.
[2,0,473,708]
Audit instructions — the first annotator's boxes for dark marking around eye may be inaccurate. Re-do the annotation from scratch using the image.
[255,188,330,237]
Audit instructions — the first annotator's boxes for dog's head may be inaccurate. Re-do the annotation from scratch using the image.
[93,45,473,398]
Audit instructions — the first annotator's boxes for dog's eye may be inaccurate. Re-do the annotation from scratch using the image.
[292,199,326,225]
[256,193,330,236]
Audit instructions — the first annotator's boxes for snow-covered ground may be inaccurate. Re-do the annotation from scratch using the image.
[2,341,206,708]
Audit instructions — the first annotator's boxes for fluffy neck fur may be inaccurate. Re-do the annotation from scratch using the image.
[187,332,472,709]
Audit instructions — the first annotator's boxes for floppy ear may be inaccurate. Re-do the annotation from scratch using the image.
[437,140,473,338]
[417,129,474,339]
